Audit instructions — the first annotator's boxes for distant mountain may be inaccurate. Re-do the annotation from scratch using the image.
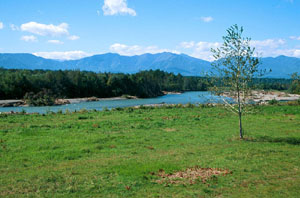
[63,52,212,75]
[0,53,299,78]
[0,53,61,70]
[260,56,300,78]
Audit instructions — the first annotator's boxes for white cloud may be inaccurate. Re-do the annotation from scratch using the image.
[200,16,214,23]
[178,38,298,61]
[180,41,195,49]
[21,22,69,36]
[10,24,19,31]
[48,40,64,44]
[0,22,3,29]
[110,43,179,56]
[67,35,80,40]
[33,51,90,60]
[191,42,221,61]
[290,36,300,40]
[250,39,287,57]
[250,39,285,49]
[102,0,137,16]
[178,41,221,61]
[248,39,300,58]
[21,35,38,42]
[272,49,300,58]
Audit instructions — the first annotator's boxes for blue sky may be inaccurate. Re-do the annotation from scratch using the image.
[0,0,300,61]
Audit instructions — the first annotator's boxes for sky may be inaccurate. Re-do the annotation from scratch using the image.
[0,0,300,61]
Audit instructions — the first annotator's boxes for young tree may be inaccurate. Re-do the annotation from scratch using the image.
[289,72,300,94]
[210,24,266,139]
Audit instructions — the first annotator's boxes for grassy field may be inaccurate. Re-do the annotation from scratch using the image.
[0,105,300,197]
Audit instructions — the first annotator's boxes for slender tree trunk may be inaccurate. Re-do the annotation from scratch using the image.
[236,84,243,139]
[238,111,243,139]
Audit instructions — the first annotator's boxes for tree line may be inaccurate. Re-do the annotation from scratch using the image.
[0,68,208,100]
[0,68,298,100]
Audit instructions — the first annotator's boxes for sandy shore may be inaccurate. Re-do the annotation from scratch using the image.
[222,90,300,103]
[0,100,25,107]
[2,90,298,107]
[0,96,138,107]
[63,96,137,104]
[162,91,182,95]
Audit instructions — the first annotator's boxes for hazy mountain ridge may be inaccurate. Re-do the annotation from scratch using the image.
[0,53,299,78]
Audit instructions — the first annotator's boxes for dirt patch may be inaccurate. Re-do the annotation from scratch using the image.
[163,128,177,132]
[145,146,155,150]
[162,116,181,120]
[284,114,295,118]
[154,166,231,185]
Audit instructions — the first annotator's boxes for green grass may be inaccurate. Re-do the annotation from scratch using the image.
[0,105,300,197]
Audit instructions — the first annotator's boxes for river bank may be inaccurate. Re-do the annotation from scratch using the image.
[0,100,24,107]
[1,91,299,114]
[0,96,139,107]
[0,91,206,114]
[0,92,184,108]
[221,90,300,103]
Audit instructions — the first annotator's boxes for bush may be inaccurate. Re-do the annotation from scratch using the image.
[24,89,56,106]
[78,116,88,120]
[139,105,147,109]
[21,109,27,114]
[125,107,134,113]
[114,107,123,111]
[286,99,300,106]
[268,99,279,105]
[186,103,195,108]
[103,107,109,112]
[65,109,71,114]
[79,109,88,113]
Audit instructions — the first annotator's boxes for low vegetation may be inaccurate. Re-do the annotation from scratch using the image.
[0,105,299,197]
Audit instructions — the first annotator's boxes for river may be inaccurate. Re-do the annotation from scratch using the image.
[0,91,224,114]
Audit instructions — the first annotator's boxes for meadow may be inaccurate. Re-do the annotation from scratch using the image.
[0,104,300,197]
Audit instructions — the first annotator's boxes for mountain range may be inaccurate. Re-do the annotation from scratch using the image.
[0,52,299,78]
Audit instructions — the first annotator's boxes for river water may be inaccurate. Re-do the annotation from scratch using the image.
[0,91,225,114]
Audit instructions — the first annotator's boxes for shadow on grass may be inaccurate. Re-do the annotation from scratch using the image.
[247,136,300,145]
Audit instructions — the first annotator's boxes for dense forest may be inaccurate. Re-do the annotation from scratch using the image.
[0,68,298,101]
[0,68,208,100]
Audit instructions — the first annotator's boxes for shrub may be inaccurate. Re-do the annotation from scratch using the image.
[268,99,279,105]
[175,104,184,108]
[65,109,71,114]
[24,89,56,106]
[286,99,300,106]
[103,107,109,111]
[125,107,134,113]
[21,109,27,114]
[78,116,88,120]
[139,105,147,109]
[114,107,123,111]
[186,103,195,108]
[79,108,88,113]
